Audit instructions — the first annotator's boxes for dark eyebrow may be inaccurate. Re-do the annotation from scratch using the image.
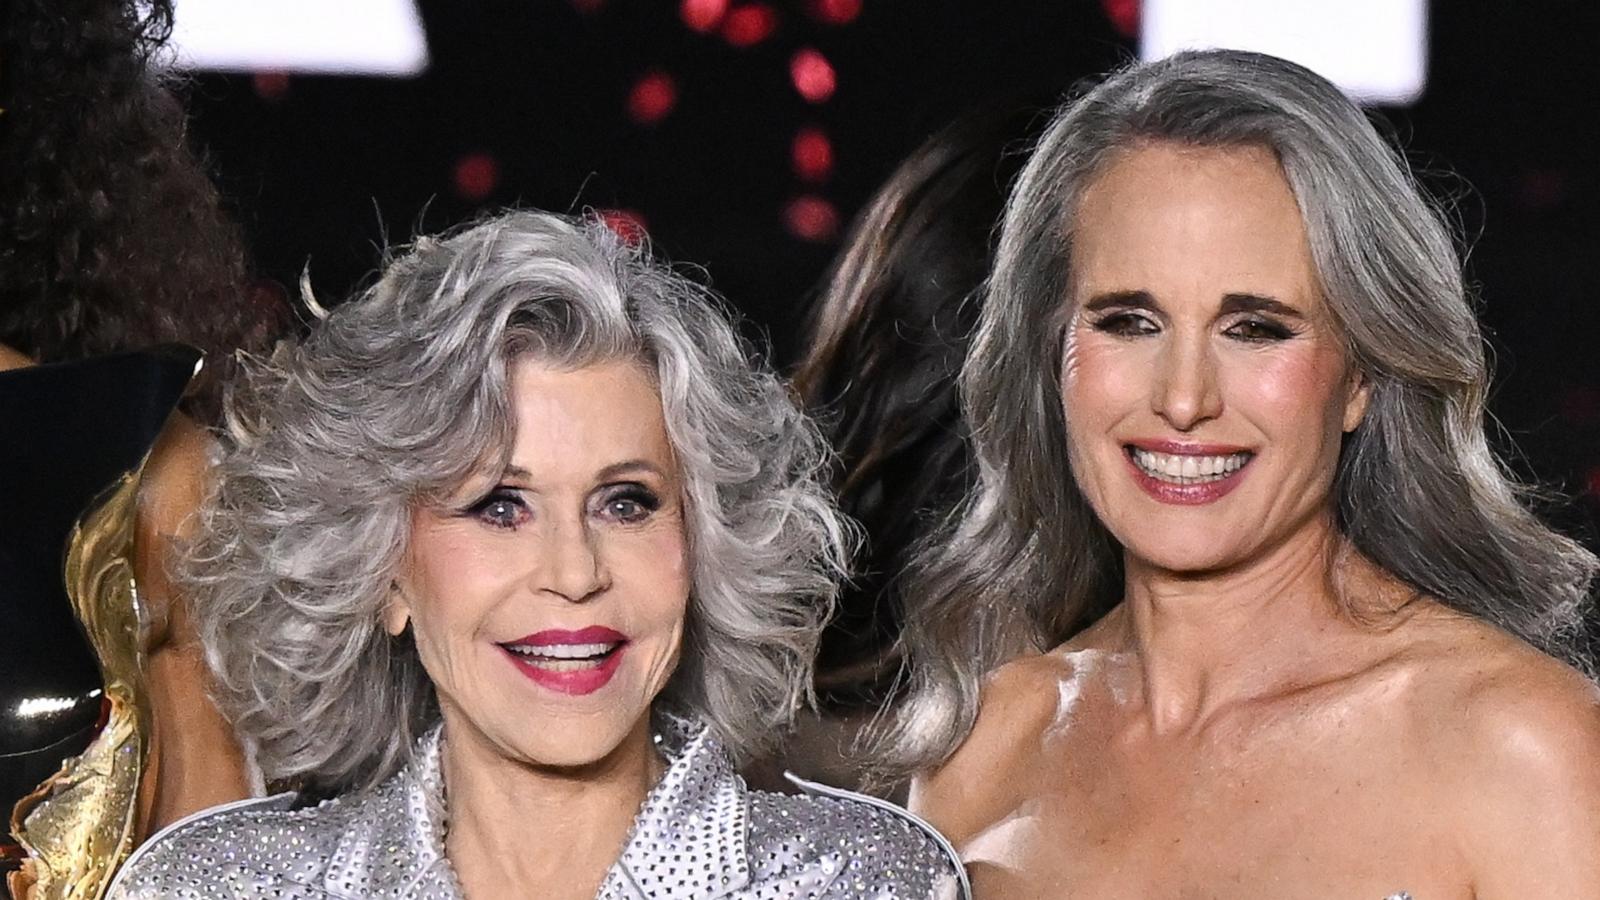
[1220,292,1305,319]
[1082,290,1157,313]
[1083,290,1307,320]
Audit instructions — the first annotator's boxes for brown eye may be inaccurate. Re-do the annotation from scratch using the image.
[1092,312,1159,337]
[1223,317,1296,342]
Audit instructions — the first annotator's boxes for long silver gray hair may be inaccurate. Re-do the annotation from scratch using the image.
[877,49,1598,779]
[186,210,853,793]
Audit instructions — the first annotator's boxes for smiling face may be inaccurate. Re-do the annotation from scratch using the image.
[388,357,690,770]
[1059,141,1370,574]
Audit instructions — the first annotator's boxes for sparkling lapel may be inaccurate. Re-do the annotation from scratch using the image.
[602,719,751,899]
[361,726,463,898]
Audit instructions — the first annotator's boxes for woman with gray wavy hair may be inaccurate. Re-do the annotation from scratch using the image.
[108,210,966,899]
[891,50,1600,897]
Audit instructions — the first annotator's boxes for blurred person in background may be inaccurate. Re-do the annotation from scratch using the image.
[885,50,1600,898]
[766,105,1044,794]
[1,0,287,893]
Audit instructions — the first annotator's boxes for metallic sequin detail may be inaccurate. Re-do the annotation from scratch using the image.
[106,718,964,898]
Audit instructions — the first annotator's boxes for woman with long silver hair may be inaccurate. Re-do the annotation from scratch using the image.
[887,49,1600,896]
[108,210,966,898]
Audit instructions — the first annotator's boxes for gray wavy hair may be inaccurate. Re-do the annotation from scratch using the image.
[876,49,1598,780]
[186,210,853,793]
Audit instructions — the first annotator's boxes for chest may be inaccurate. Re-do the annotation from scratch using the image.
[956,705,1467,899]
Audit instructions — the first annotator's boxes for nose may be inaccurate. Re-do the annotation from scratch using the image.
[1152,330,1222,431]
[535,515,611,603]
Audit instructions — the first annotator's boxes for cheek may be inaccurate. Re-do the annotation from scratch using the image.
[401,525,517,642]
[610,520,692,632]
[1220,348,1350,443]
[1060,330,1151,433]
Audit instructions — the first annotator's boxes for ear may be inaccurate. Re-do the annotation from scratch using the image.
[1341,367,1373,433]
[383,581,413,637]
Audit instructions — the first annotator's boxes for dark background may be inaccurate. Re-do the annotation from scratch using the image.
[183,0,1600,550]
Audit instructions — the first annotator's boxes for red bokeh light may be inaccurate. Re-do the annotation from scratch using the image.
[453,154,500,203]
[784,195,839,242]
[1586,466,1600,500]
[1101,0,1139,39]
[790,48,836,103]
[791,127,834,183]
[598,208,649,244]
[252,71,290,101]
[569,0,606,13]
[721,3,779,47]
[628,71,679,125]
[806,0,861,25]
[680,0,729,32]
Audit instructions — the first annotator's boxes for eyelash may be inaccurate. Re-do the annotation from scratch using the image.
[596,484,661,525]
[464,489,530,530]
[1090,312,1159,337]
[459,484,663,530]
[1224,317,1299,342]
[1088,313,1300,343]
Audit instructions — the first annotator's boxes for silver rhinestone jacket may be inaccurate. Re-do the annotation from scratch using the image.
[104,719,967,899]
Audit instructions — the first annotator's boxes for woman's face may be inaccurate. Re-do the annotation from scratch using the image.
[1060,141,1370,574]
[390,357,690,769]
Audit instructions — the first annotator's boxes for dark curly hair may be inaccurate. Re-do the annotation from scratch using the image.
[0,0,288,422]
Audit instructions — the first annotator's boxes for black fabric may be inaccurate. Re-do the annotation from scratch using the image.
[0,346,199,820]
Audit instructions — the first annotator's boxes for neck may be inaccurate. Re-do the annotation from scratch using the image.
[137,646,262,838]
[1108,513,1371,733]
[440,714,664,899]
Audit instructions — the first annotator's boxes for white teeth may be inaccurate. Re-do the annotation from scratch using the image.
[505,642,619,660]
[1130,448,1250,485]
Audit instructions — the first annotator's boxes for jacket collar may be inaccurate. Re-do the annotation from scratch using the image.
[604,716,750,898]
[365,716,750,899]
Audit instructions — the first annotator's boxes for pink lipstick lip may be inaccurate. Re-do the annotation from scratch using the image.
[500,626,630,697]
[1122,445,1253,506]
[509,625,628,647]
[501,642,627,696]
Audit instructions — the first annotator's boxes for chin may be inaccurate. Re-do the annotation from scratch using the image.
[510,726,634,771]
[1121,534,1242,576]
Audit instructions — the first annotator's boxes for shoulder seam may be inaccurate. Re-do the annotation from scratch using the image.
[783,773,972,899]
[106,792,298,897]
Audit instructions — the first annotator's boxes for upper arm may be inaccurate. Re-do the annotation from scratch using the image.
[907,757,982,847]
[1455,669,1600,898]
[907,655,1059,848]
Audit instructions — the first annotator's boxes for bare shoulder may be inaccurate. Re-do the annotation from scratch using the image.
[1401,612,1600,748]
[909,648,1089,843]
[0,342,31,370]
[1400,612,1600,893]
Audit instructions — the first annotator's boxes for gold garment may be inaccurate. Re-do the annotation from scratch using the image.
[10,470,151,900]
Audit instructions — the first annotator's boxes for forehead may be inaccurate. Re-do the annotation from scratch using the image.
[1069,141,1319,305]
[502,356,675,476]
